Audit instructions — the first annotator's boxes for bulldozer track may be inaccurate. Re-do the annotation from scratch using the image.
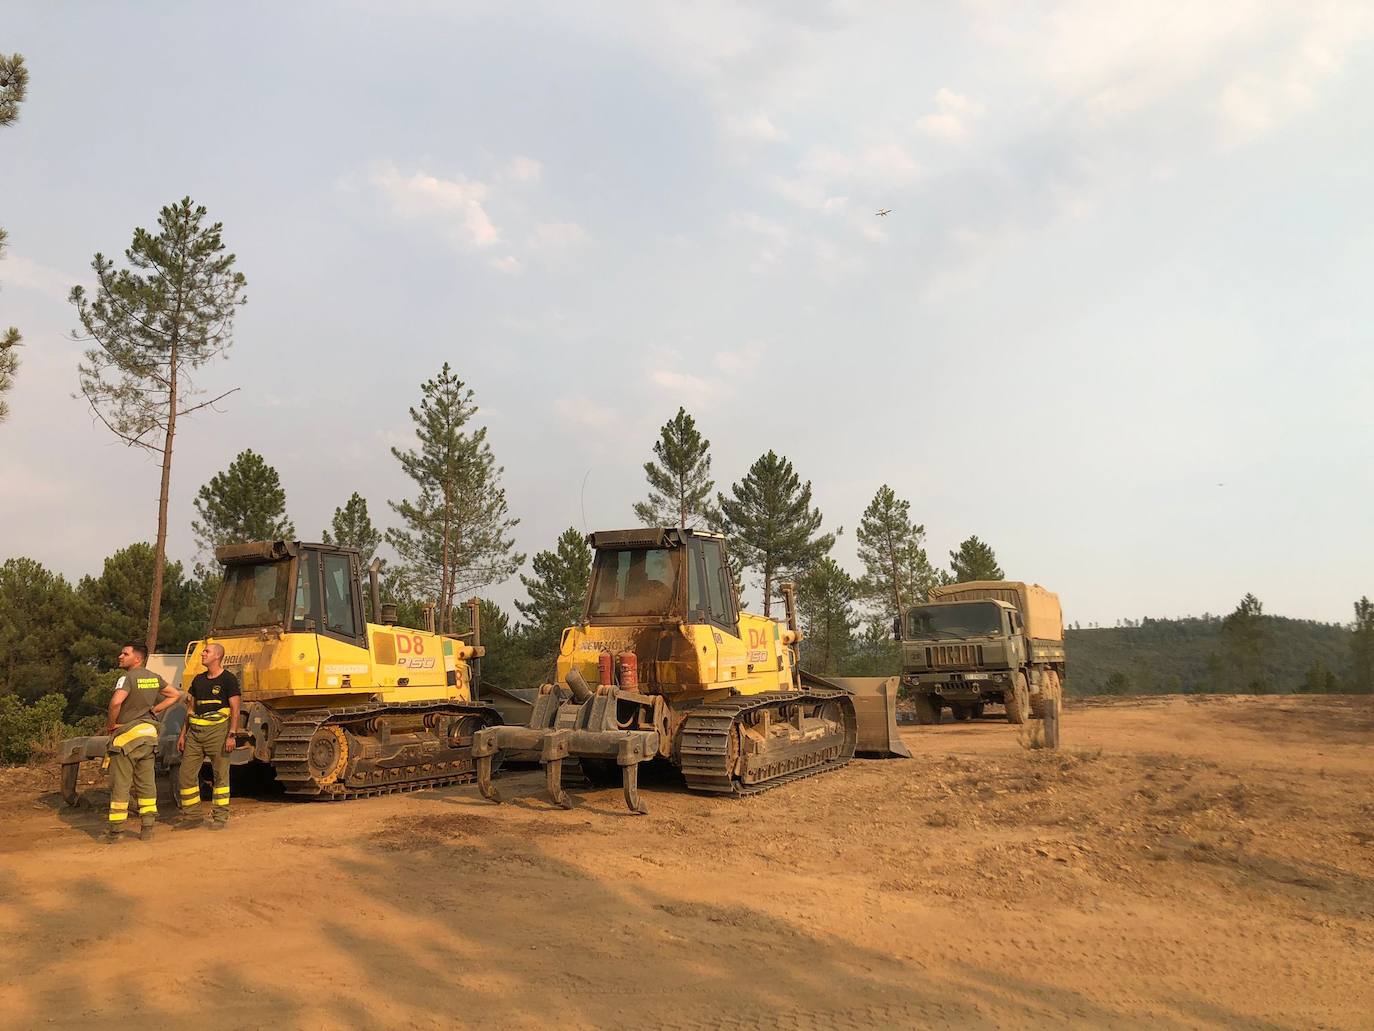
[271,701,500,801]
[679,691,856,797]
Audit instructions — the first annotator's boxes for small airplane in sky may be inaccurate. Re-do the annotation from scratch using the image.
[875,208,892,217]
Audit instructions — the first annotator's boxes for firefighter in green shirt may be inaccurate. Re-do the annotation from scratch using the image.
[177,641,241,828]
[103,642,181,843]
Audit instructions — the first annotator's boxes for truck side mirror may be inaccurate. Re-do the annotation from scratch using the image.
[892,616,902,641]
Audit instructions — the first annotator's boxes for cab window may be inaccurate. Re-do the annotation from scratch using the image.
[699,539,735,630]
[321,553,359,638]
[292,552,318,631]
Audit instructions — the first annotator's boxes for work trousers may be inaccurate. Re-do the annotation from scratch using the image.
[108,723,158,834]
[178,719,231,822]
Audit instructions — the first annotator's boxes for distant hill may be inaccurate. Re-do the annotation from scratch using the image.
[1064,615,1352,696]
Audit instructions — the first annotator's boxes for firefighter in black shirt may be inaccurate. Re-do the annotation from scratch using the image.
[177,642,241,828]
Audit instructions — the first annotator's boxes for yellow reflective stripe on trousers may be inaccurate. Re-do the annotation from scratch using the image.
[112,722,158,748]
[110,801,129,811]
[188,715,229,726]
[213,798,230,806]
[213,786,230,795]
[108,812,128,822]
[179,786,201,798]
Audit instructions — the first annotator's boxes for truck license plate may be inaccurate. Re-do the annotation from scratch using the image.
[964,673,990,681]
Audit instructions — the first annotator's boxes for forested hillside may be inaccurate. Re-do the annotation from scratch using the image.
[1065,615,1353,696]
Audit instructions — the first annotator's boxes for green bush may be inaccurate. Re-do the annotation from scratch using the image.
[0,693,71,764]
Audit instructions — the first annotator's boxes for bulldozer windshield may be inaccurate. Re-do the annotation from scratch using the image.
[906,602,1003,640]
[587,547,680,619]
[211,560,293,632]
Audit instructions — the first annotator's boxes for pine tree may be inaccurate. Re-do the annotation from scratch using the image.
[1221,593,1268,693]
[0,52,29,424]
[948,535,1004,582]
[386,363,523,632]
[796,557,859,675]
[70,198,247,652]
[1351,596,1374,694]
[0,557,76,703]
[322,492,381,567]
[717,450,837,616]
[632,407,716,529]
[515,528,593,678]
[855,485,937,628]
[191,449,293,554]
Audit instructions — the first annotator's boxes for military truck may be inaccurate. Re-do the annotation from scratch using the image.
[898,581,1065,738]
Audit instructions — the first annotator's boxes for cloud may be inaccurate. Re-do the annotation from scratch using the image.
[554,395,618,428]
[3,254,75,299]
[645,342,768,409]
[529,221,588,251]
[916,87,985,138]
[505,155,543,183]
[489,255,523,274]
[369,162,499,249]
[725,112,786,142]
[712,341,765,376]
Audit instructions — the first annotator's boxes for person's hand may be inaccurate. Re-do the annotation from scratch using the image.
[176,733,186,754]
[224,735,237,754]
[103,723,116,736]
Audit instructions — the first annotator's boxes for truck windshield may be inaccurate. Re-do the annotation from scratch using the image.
[587,548,680,617]
[907,602,1003,639]
[212,561,293,631]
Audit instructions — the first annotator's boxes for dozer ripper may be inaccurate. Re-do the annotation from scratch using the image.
[472,527,907,814]
[60,540,502,803]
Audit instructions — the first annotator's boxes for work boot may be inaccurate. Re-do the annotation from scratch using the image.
[103,829,123,845]
[140,823,156,842]
[209,820,227,831]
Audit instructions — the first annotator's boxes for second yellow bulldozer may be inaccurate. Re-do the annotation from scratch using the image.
[473,527,907,813]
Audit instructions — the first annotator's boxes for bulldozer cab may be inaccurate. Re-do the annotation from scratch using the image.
[583,528,738,633]
[211,541,367,650]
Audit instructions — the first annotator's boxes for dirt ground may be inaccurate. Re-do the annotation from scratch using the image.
[1,694,1371,1030]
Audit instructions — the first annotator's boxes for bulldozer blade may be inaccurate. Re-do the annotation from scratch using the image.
[802,673,912,759]
[622,762,647,815]
[477,754,502,803]
[546,759,572,810]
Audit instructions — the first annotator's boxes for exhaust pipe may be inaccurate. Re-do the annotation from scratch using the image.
[368,558,384,621]
[468,596,482,702]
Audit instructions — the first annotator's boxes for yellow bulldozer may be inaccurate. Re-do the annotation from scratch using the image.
[473,527,908,813]
[60,540,500,804]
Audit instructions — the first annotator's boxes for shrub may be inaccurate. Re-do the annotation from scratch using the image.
[0,693,71,764]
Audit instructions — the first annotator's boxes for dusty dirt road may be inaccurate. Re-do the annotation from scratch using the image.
[1,694,1371,1030]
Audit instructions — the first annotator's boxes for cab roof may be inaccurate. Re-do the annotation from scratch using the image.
[586,527,724,550]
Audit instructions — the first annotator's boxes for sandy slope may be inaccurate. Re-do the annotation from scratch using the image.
[1,695,1370,1030]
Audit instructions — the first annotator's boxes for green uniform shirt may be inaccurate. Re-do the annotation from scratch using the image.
[113,666,166,729]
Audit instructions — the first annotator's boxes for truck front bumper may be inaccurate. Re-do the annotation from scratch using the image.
[904,672,1010,702]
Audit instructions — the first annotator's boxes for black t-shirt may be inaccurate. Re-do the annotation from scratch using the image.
[188,670,241,722]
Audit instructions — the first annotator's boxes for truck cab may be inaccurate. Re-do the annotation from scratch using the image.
[899,581,1065,726]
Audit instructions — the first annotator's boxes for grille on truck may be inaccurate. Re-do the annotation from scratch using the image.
[926,644,984,667]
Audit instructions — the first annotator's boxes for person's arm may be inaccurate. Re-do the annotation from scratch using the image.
[152,678,181,717]
[225,695,242,753]
[176,684,193,753]
[104,677,128,734]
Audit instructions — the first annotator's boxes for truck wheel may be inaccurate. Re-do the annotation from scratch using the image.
[1004,674,1029,725]
[951,703,971,721]
[913,694,941,725]
[971,702,985,719]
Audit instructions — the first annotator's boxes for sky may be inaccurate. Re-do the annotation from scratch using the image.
[2,1,1372,628]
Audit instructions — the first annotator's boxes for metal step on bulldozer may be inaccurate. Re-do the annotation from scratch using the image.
[472,527,909,814]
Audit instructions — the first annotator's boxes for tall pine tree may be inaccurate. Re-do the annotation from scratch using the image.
[632,407,716,529]
[1221,593,1268,693]
[387,363,522,632]
[70,198,247,652]
[1349,596,1373,693]
[191,449,293,553]
[948,535,1004,582]
[717,450,837,616]
[0,53,27,424]
[322,492,381,566]
[515,528,593,678]
[855,485,937,628]
[796,557,859,675]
